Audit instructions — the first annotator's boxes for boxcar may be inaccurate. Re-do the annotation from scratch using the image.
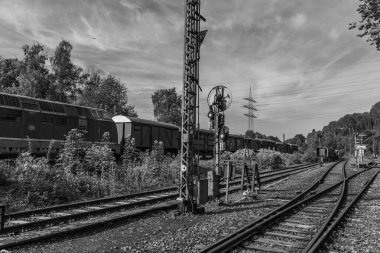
[195,129,214,157]
[290,144,299,153]
[260,139,276,150]
[112,115,180,154]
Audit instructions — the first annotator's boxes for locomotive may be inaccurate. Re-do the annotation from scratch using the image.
[0,92,298,158]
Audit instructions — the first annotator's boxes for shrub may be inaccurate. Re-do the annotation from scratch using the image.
[57,129,87,175]
[256,149,283,170]
[0,161,13,186]
[301,149,317,163]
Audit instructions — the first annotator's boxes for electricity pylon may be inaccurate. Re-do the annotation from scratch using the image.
[243,86,257,134]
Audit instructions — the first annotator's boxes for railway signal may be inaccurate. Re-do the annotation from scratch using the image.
[207,85,232,198]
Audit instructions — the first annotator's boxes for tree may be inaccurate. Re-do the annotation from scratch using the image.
[286,134,306,151]
[17,43,50,98]
[95,75,137,117]
[267,135,281,142]
[370,102,380,127]
[79,65,104,107]
[151,87,181,126]
[0,57,22,92]
[49,40,84,102]
[349,0,380,50]
[245,130,255,138]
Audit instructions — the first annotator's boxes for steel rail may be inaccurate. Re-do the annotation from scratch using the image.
[306,170,380,253]
[0,201,178,250]
[1,194,177,234]
[4,187,177,220]
[302,159,348,252]
[199,160,342,253]
[202,161,375,253]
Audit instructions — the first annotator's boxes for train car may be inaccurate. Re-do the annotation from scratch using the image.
[243,138,261,151]
[276,142,285,153]
[194,129,214,157]
[260,139,277,150]
[0,93,299,159]
[0,92,118,158]
[226,134,245,152]
[112,115,180,154]
[317,147,338,162]
[290,144,299,153]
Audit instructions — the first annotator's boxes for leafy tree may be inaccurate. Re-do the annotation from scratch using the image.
[79,65,104,107]
[349,0,380,50]
[151,87,181,126]
[17,43,50,98]
[286,134,307,151]
[95,74,137,117]
[0,57,22,91]
[245,130,255,138]
[370,102,380,127]
[267,135,281,142]
[49,40,84,102]
[254,132,266,139]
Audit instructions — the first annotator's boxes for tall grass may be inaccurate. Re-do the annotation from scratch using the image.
[1,129,179,212]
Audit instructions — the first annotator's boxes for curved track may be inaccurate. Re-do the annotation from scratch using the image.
[201,160,380,253]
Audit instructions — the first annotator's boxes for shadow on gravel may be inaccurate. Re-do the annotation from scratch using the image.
[205,203,279,215]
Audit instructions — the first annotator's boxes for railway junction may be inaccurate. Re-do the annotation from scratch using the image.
[1,0,380,252]
[0,159,379,252]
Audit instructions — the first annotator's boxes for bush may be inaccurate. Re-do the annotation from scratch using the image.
[0,161,13,186]
[256,149,283,170]
[301,149,317,163]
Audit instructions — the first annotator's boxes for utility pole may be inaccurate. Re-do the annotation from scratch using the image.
[178,0,207,213]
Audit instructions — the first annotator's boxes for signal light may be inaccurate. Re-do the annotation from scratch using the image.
[207,106,214,120]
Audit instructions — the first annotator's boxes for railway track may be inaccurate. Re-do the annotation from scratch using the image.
[200,160,380,253]
[0,163,318,250]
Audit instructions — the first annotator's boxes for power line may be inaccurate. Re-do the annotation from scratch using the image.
[202,58,380,86]
[229,77,380,101]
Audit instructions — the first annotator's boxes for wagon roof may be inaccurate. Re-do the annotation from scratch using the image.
[112,115,179,129]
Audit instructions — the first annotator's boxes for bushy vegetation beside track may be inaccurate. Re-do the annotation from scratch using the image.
[0,129,178,213]
[221,148,302,170]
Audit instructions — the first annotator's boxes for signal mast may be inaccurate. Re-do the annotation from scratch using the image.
[178,0,207,213]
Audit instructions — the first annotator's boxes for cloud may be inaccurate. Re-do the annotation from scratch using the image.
[0,0,380,139]
[329,29,340,40]
[291,13,307,28]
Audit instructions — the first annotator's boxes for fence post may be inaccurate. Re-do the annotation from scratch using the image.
[232,162,236,181]
[225,162,231,203]
[245,163,251,188]
[240,163,245,190]
[0,204,5,231]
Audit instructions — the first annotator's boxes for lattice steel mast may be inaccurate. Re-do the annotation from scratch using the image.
[243,86,257,133]
[179,0,206,212]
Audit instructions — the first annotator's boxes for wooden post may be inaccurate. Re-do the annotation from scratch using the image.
[252,163,261,193]
[0,204,5,231]
[225,162,231,203]
[240,163,245,190]
[232,162,236,181]
[251,164,255,192]
[244,163,251,188]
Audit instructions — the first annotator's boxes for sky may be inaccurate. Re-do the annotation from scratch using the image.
[0,0,379,140]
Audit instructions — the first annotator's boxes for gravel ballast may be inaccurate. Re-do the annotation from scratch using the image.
[8,164,336,253]
[326,169,380,253]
